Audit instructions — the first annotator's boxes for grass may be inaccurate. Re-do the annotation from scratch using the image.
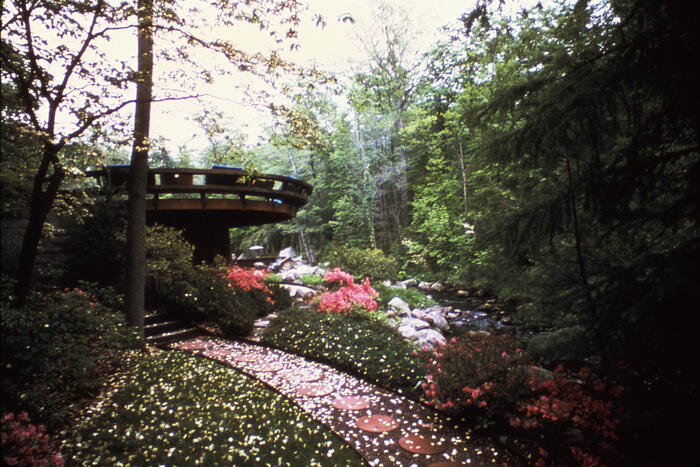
[62,351,365,466]
[261,307,425,397]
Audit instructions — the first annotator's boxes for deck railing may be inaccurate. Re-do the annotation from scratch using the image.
[95,165,313,208]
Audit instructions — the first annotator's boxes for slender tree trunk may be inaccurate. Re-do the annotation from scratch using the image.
[13,143,64,308]
[566,157,596,317]
[287,148,315,263]
[353,113,378,248]
[125,0,153,338]
[457,141,469,217]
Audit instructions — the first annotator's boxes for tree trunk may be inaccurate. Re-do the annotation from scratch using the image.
[125,0,153,338]
[287,148,315,263]
[458,141,469,217]
[13,143,64,308]
[353,113,378,248]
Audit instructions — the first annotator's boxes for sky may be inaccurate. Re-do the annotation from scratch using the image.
[148,0,477,154]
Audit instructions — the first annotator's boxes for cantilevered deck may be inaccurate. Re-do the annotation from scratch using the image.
[94,166,313,261]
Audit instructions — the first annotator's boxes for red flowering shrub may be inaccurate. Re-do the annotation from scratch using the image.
[419,334,530,426]
[509,365,622,466]
[1,412,64,467]
[419,335,623,465]
[226,267,275,304]
[316,269,378,313]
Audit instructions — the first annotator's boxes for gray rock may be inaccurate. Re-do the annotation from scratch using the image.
[386,309,397,318]
[430,282,445,292]
[409,309,428,321]
[388,297,411,316]
[279,246,296,258]
[382,280,393,287]
[426,310,449,331]
[418,281,432,291]
[399,278,418,288]
[415,328,446,350]
[254,320,270,327]
[400,317,430,330]
[398,326,417,339]
[280,284,315,299]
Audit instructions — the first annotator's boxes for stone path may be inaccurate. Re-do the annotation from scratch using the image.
[169,337,517,467]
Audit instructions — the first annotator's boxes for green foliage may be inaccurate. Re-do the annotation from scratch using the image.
[525,326,591,367]
[374,283,437,309]
[0,286,141,427]
[61,198,127,287]
[262,307,423,396]
[64,352,364,466]
[322,245,398,280]
[299,273,324,286]
[419,334,530,429]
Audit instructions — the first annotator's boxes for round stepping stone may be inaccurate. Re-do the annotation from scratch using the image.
[332,396,370,411]
[296,383,334,397]
[286,371,323,383]
[399,434,447,455]
[252,362,283,372]
[202,348,231,358]
[177,340,214,350]
[233,353,262,363]
[356,414,400,432]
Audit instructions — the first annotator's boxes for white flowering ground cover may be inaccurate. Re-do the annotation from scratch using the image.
[62,351,365,466]
[172,337,517,467]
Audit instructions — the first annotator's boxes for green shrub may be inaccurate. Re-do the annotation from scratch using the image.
[322,246,398,280]
[64,352,365,466]
[0,286,141,427]
[264,273,283,283]
[262,307,423,396]
[299,273,324,286]
[374,283,437,309]
[61,198,127,287]
[525,325,591,366]
[419,333,531,429]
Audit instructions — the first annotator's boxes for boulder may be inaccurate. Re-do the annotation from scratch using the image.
[415,328,446,350]
[418,281,432,291]
[388,297,411,316]
[409,309,429,321]
[426,310,449,331]
[446,310,461,320]
[400,317,430,331]
[430,282,445,292]
[398,278,418,288]
[398,325,417,339]
[381,280,393,287]
[280,284,315,299]
[278,246,296,258]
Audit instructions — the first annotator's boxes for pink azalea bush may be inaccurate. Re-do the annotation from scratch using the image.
[226,266,275,305]
[1,412,64,467]
[317,268,378,313]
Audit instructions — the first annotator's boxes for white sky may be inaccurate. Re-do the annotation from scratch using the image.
[100,0,536,156]
[148,0,476,154]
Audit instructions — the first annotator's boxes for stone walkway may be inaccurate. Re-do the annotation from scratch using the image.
[169,337,517,467]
